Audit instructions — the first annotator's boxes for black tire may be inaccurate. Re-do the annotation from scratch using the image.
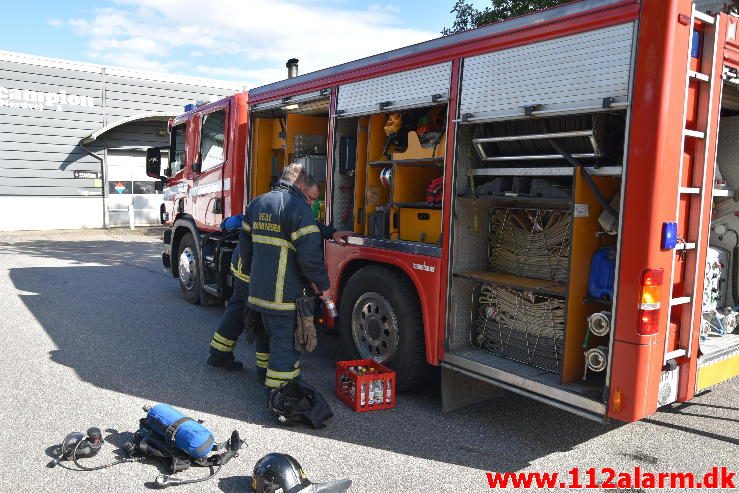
[176,233,201,304]
[338,265,431,391]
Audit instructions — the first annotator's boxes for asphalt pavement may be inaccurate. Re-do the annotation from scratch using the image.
[0,229,736,493]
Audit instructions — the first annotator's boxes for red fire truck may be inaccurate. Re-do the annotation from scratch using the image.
[147,0,739,422]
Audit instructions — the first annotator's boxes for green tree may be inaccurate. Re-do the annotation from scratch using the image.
[443,0,573,35]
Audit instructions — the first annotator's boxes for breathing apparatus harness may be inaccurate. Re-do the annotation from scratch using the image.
[48,404,245,488]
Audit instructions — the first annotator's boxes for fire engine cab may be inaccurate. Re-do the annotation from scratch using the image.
[147,0,739,422]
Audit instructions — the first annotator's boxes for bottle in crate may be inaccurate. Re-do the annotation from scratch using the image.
[359,368,367,407]
[374,375,384,405]
[385,376,393,404]
[368,369,375,405]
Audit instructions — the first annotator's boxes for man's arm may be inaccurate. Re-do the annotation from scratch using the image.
[238,208,253,276]
[317,222,335,240]
[291,209,330,292]
[317,221,352,246]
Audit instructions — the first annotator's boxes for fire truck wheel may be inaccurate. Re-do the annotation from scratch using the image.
[339,265,431,391]
[177,233,201,304]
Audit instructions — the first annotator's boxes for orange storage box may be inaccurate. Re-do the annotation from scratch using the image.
[398,207,441,243]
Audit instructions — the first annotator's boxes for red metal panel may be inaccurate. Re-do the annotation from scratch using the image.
[227,93,249,218]
[723,14,739,68]
[608,0,693,422]
[608,339,665,421]
[249,2,639,105]
[326,242,443,365]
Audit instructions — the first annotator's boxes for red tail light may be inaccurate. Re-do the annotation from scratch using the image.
[638,268,663,335]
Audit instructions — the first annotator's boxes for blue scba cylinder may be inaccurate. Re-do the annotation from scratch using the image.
[146,404,214,459]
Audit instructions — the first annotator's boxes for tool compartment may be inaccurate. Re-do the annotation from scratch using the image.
[444,111,627,415]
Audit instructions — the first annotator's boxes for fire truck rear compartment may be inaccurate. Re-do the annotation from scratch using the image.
[698,81,739,390]
[443,112,626,417]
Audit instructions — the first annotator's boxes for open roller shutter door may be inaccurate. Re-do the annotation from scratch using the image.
[459,23,635,122]
[337,62,452,117]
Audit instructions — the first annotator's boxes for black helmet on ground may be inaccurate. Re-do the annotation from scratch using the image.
[251,453,351,493]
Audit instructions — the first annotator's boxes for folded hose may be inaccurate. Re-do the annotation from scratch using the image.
[489,208,571,282]
[474,284,565,373]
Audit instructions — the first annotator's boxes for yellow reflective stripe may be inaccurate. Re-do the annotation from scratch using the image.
[210,340,235,352]
[242,222,251,233]
[252,234,295,251]
[266,367,301,380]
[265,377,286,388]
[275,246,288,303]
[248,296,295,311]
[230,265,250,283]
[256,360,268,369]
[290,224,320,241]
[213,333,237,346]
[256,352,269,361]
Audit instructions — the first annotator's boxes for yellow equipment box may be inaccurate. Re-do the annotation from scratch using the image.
[399,207,442,243]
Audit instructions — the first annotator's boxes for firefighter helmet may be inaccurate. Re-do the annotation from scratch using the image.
[251,453,352,493]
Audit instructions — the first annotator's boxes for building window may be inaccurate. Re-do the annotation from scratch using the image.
[200,109,226,171]
[133,181,160,194]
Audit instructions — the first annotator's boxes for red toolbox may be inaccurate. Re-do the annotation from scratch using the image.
[335,359,396,412]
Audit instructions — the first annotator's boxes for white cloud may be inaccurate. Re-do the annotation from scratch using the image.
[46,18,65,28]
[59,0,436,86]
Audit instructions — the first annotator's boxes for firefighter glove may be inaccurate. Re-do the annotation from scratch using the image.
[294,295,317,353]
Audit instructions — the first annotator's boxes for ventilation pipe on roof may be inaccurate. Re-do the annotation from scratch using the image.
[286,58,299,79]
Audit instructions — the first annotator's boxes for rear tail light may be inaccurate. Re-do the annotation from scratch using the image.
[638,268,663,335]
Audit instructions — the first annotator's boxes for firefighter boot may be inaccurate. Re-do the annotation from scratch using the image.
[207,355,244,371]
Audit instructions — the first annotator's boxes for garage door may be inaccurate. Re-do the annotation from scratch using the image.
[106,150,163,227]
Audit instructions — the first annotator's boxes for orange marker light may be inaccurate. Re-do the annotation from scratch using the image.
[611,388,623,413]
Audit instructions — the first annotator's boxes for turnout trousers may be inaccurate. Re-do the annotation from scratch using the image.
[256,310,301,389]
[209,280,248,360]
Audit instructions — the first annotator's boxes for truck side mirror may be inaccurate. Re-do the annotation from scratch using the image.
[146,148,163,179]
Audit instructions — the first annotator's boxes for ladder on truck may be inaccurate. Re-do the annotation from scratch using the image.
[665,5,721,365]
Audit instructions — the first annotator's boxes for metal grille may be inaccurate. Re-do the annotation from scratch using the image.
[488,207,572,282]
[473,284,565,373]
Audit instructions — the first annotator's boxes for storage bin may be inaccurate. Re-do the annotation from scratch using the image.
[399,207,441,243]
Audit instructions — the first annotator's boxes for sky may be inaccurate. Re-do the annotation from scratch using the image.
[1,0,488,88]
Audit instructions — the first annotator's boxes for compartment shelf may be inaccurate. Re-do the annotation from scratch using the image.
[467,166,623,177]
[369,158,442,167]
[454,271,567,297]
[392,201,442,209]
[457,194,571,209]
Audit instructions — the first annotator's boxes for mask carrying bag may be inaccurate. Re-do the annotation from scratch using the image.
[146,404,215,459]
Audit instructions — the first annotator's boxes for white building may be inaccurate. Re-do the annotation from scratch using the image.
[0,50,244,230]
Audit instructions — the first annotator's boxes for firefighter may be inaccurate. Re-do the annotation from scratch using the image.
[239,164,332,391]
[208,175,352,378]
[250,173,352,384]
[206,215,251,371]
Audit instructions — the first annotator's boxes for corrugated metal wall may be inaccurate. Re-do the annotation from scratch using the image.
[0,51,242,197]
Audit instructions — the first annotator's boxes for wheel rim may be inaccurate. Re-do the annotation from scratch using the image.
[351,292,399,363]
[178,246,196,290]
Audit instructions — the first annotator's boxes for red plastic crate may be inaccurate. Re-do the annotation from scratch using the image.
[335,359,396,412]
